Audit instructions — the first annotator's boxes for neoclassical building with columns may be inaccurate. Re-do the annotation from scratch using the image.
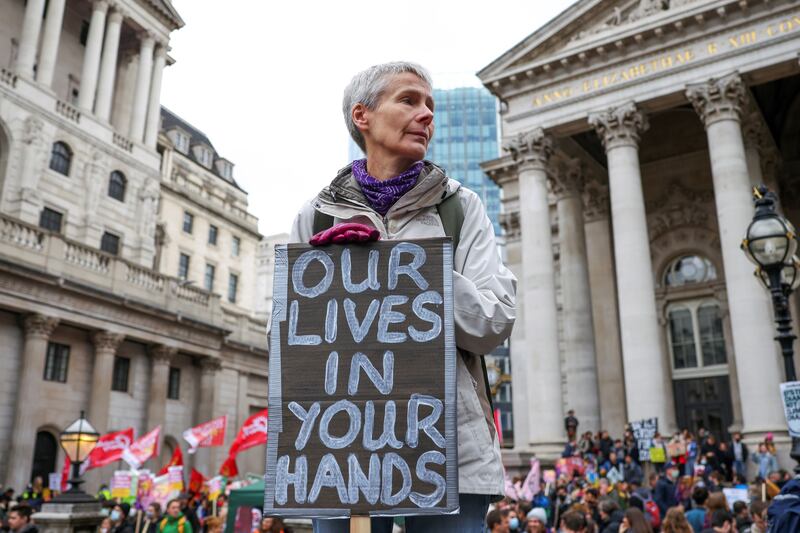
[479,0,800,469]
[0,0,270,492]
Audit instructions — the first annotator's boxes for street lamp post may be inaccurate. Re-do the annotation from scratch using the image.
[741,185,800,472]
[55,411,100,503]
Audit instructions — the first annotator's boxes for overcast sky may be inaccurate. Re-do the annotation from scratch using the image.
[160,1,575,236]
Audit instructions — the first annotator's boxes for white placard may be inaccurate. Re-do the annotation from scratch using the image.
[780,381,800,437]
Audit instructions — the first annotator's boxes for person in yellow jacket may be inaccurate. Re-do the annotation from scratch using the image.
[158,500,193,533]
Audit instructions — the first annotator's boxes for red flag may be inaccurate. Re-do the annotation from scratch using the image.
[219,455,239,478]
[86,428,135,470]
[122,426,161,468]
[494,408,503,447]
[218,409,268,477]
[189,468,206,494]
[182,416,227,453]
[229,409,268,455]
[158,445,184,476]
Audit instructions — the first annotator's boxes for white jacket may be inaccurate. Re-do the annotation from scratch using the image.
[289,161,517,496]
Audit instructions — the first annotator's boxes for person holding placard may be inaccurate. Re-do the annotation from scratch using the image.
[288,61,517,532]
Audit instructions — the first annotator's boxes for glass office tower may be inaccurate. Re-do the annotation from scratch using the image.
[426,87,502,235]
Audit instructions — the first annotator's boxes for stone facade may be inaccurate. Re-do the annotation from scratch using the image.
[0,0,269,492]
[479,0,800,472]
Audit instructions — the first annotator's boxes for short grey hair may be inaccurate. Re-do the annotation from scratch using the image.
[343,61,433,154]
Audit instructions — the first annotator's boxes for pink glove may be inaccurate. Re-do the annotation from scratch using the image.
[309,222,380,246]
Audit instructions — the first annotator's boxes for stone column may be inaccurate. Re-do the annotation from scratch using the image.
[582,175,627,435]
[147,345,176,430]
[89,331,125,433]
[195,357,221,475]
[686,74,786,437]
[13,0,46,79]
[77,0,109,111]
[504,129,564,457]
[7,314,59,491]
[94,7,124,121]
[589,102,674,430]
[129,33,155,142]
[144,43,168,147]
[36,0,66,87]
[552,159,601,433]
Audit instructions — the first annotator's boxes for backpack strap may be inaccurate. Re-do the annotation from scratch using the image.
[312,210,335,235]
[435,193,463,253]
[436,192,496,420]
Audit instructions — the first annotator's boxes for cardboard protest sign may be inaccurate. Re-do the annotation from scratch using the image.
[264,239,458,518]
[780,381,800,437]
[111,470,132,499]
[629,418,658,462]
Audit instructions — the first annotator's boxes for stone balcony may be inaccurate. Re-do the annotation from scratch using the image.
[0,72,160,171]
[0,213,227,329]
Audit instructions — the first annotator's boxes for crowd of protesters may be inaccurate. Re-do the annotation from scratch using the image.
[0,482,293,533]
[484,412,792,532]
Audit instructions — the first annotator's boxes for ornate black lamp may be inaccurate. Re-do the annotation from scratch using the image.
[741,185,800,472]
[56,411,100,502]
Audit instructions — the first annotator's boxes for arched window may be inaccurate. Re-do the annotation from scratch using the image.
[108,171,126,201]
[49,141,72,176]
[31,431,58,485]
[663,254,717,287]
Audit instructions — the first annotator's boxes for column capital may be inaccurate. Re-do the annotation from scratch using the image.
[92,0,110,13]
[138,31,156,48]
[589,101,649,151]
[198,356,223,375]
[23,314,59,339]
[503,128,553,170]
[582,174,610,222]
[685,73,747,127]
[551,157,583,200]
[151,344,177,364]
[107,6,125,22]
[499,211,521,240]
[92,331,125,352]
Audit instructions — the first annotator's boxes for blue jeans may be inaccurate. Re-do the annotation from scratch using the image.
[312,493,490,533]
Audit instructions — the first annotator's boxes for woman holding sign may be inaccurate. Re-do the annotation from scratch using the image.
[288,62,516,532]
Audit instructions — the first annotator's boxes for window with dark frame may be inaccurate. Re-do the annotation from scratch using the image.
[182,212,194,234]
[100,231,120,255]
[111,356,130,392]
[39,207,63,233]
[228,273,238,303]
[178,253,190,280]
[108,171,127,202]
[49,142,72,176]
[167,367,180,399]
[232,236,240,257]
[204,263,215,291]
[208,225,218,245]
[44,342,70,383]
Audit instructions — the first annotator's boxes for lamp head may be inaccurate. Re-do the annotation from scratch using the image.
[59,411,99,463]
[742,186,797,269]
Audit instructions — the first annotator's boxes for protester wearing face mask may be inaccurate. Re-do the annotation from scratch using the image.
[654,463,679,518]
[110,503,134,533]
[99,517,113,533]
[508,509,521,532]
[143,503,161,533]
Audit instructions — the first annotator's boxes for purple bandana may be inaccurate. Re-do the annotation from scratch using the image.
[352,159,424,216]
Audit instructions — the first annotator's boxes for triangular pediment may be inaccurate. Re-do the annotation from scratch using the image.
[478,0,708,82]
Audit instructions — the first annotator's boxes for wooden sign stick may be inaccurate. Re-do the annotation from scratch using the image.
[350,516,371,533]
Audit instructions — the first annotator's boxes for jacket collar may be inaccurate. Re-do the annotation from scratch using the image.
[317,160,458,217]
